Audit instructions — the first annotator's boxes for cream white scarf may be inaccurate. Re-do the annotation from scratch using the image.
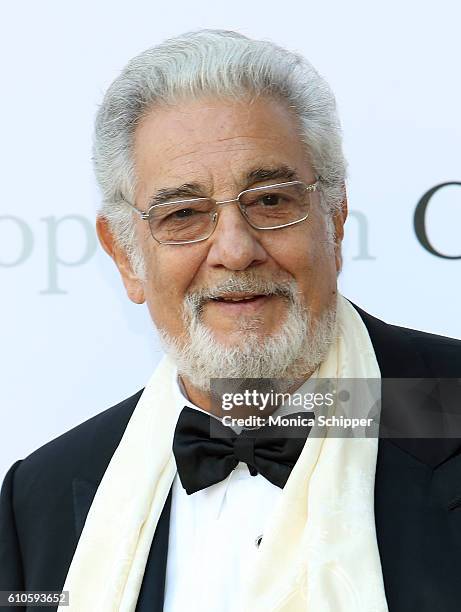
[59,295,388,611]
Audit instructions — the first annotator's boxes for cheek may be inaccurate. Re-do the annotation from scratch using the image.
[264,228,325,276]
[267,227,337,304]
[142,247,204,331]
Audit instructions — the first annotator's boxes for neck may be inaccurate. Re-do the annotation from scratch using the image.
[180,378,214,414]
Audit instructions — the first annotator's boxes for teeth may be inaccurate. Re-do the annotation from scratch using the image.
[219,295,259,302]
[226,297,252,302]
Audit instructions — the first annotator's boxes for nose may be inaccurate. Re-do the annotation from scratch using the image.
[205,201,268,271]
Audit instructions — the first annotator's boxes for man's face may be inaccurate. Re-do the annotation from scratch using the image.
[101,95,345,354]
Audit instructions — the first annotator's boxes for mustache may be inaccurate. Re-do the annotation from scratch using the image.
[184,273,299,314]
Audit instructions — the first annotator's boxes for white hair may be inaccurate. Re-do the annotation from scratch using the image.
[93,29,347,275]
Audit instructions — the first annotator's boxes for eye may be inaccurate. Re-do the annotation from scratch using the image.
[160,207,199,223]
[171,208,196,219]
[259,193,283,207]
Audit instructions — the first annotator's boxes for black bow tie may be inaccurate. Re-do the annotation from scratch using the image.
[172,406,313,494]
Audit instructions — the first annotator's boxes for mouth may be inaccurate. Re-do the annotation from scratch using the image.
[210,293,267,303]
[207,293,272,314]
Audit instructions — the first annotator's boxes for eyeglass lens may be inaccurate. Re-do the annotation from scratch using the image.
[148,182,311,243]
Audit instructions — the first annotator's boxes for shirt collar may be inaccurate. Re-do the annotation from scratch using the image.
[172,365,321,434]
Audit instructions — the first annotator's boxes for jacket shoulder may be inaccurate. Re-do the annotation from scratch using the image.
[15,389,143,491]
[378,319,461,376]
[399,324,461,354]
[0,390,143,591]
[352,301,461,377]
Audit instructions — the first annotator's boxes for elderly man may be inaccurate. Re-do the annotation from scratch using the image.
[1,29,461,612]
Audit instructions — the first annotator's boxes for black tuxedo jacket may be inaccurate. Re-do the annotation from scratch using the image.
[1,304,461,612]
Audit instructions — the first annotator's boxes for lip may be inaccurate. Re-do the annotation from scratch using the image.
[207,294,271,314]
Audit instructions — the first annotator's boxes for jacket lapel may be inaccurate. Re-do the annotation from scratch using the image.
[72,477,173,612]
[352,301,461,466]
[135,488,172,612]
[72,478,98,541]
[353,301,461,611]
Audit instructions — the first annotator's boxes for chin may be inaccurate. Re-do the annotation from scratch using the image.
[157,292,337,393]
[212,324,274,345]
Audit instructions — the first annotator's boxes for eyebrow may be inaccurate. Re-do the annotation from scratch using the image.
[245,165,299,185]
[147,183,206,207]
[146,165,300,208]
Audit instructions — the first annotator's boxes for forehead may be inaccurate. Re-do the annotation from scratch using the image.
[132,96,314,195]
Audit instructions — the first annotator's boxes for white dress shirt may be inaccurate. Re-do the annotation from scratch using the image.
[163,369,284,612]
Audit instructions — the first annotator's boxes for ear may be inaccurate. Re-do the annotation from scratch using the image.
[96,216,146,304]
[332,190,348,273]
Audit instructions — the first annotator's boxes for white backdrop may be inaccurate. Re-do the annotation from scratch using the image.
[1,0,460,481]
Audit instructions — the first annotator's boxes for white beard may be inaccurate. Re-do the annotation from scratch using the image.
[158,274,337,392]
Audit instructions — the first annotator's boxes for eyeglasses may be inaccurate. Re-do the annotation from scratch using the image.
[123,180,319,245]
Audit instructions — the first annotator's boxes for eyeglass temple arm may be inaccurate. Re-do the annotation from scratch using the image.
[120,196,150,220]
